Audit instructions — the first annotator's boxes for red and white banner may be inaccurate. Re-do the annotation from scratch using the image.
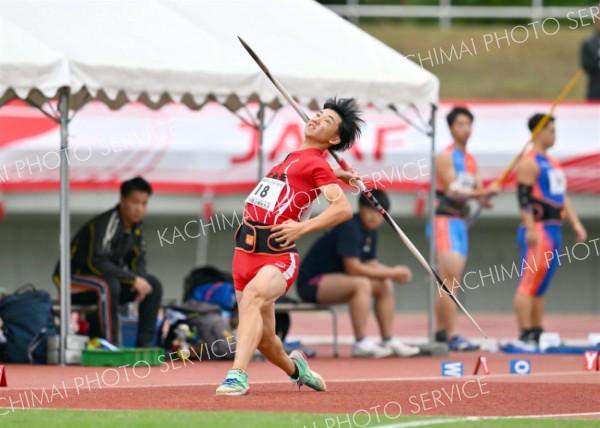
[0,100,598,194]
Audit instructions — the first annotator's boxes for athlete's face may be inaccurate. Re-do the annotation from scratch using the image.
[359,205,384,231]
[449,114,472,145]
[305,109,342,147]
[119,190,149,227]
[538,121,556,149]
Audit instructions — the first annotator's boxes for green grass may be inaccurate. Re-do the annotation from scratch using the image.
[359,22,592,100]
[0,409,598,428]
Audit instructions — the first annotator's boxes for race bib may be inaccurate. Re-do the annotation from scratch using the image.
[548,169,566,195]
[245,177,285,212]
[455,172,476,190]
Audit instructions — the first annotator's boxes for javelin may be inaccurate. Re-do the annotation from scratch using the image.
[468,68,584,228]
[238,36,487,338]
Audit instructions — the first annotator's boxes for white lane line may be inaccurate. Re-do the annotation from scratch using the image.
[376,419,460,427]
[376,412,600,428]
[481,412,600,419]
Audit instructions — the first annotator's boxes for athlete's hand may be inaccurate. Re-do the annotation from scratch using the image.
[573,222,587,243]
[271,220,306,247]
[485,182,501,197]
[333,166,360,185]
[391,265,412,284]
[133,276,152,302]
[525,227,538,248]
[479,197,494,209]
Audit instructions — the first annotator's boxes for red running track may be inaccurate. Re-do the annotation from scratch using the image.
[0,313,599,419]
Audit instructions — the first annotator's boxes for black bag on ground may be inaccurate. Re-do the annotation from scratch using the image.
[162,300,235,360]
[0,284,57,363]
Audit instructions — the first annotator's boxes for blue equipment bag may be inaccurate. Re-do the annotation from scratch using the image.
[0,284,57,363]
[192,281,236,311]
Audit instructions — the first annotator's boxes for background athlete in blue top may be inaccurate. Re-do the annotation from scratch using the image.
[514,113,587,345]
[297,189,419,359]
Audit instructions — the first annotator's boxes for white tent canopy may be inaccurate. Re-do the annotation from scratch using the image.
[0,15,70,102]
[0,0,438,112]
[171,0,439,112]
[0,0,439,363]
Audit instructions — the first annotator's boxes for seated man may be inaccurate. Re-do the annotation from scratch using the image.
[297,189,419,358]
[53,177,162,347]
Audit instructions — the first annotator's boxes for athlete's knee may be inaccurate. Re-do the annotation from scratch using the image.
[377,279,394,296]
[238,287,268,311]
[354,276,371,288]
[144,275,163,299]
[352,277,372,297]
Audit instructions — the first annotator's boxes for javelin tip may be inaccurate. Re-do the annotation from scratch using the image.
[237,36,269,75]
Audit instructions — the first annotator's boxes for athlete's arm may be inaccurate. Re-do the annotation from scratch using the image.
[333,166,360,185]
[436,151,457,193]
[473,171,499,208]
[342,258,412,283]
[516,157,538,247]
[563,195,587,242]
[271,183,351,247]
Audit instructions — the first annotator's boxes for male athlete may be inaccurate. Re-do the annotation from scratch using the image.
[53,177,162,347]
[431,106,498,351]
[514,113,586,344]
[297,189,419,358]
[216,97,364,396]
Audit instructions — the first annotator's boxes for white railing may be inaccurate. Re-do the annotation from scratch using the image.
[326,1,597,28]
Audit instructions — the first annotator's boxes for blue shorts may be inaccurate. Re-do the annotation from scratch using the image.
[516,223,562,297]
[426,216,468,257]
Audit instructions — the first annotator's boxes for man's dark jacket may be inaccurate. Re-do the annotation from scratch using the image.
[53,205,147,284]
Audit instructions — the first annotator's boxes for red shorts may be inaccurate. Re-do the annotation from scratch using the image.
[232,249,299,292]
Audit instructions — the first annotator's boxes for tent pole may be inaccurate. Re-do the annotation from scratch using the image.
[427,103,437,344]
[58,87,71,365]
[195,192,213,267]
[257,102,265,180]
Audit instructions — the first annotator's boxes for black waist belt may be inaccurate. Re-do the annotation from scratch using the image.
[234,220,297,254]
[532,201,564,222]
[435,191,469,218]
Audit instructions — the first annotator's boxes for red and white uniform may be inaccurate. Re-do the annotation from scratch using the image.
[244,148,338,225]
[234,148,338,292]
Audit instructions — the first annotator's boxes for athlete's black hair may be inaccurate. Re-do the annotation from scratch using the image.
[323,97,365,152]
[527,113,555,132]
[446,106,474,128]
[121,176,153,197]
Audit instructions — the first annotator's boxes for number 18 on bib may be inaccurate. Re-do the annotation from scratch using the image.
[245,177,285,212]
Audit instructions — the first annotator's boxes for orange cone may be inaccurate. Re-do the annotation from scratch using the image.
[473,355,490,375]
[0,365,7,387]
